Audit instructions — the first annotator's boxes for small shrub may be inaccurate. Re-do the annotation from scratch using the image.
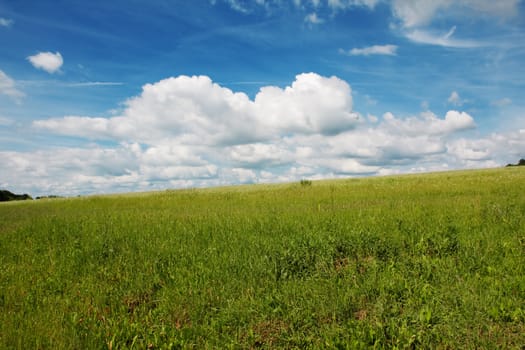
[300,179,312,186]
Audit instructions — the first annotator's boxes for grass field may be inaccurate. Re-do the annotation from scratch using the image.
[1,168,524,349]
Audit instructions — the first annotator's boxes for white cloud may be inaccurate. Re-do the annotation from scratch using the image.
[343,44,398,56]
[491,98,512,107]
[367,114,378,123]
[404,28,482,48]
[141,143,208,167]
[448,91,462,106]
[364,95,378,106]
[224,0,249,12]
[215,0,378,13]
[0,70,25,103]
[34,73,361,144]
[392,1,519,48]
[229,143,293,168]
[448,130,525,164]
[305,12,324,24]
[328,0,379,10]
[0,146,140,195]
[447,138,491,161]
[254,73,361,135]
[142,164,218,181]
[33,116,113,140]
[461,0,521,18]
[322,110,476,166]
[27,52,63,74]
[392,0,450,28]
[228,168,258,183]
[381,110,476,136]
[67,82,124,87]
[0,17,13,27]
[392,0,520,28]
[318,157,380,174]
[3,72,517,196]
[0,116,14,126]
[0,142,220,196]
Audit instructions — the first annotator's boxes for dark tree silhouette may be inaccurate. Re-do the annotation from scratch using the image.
[0,190,33,202]
[506,159,525,167]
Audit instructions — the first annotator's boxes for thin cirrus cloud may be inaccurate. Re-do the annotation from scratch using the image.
[448,91,462,106]
[0,116,14,126]
[66,82,124,87]
[0,17,13,27]
[392,0,520,28]
[304,12,324,24]
[341,44,398,56]
[392,0,448,28]
[491,98,512,107]
[217,0,518,25]
[27,51,64,74]
[215,0,379,12]
[392,0,519,48]
[0,70,25,103]
[404,28,482,48]
[216,0,511,49]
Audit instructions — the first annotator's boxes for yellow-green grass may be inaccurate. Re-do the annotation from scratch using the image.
[1,167,524,349]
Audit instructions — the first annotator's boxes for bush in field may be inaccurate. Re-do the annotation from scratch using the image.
[300,179,313,186]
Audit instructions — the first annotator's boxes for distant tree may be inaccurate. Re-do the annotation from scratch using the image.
[0,190,33,202]
[506,159,525,167]
[35,195,62,200]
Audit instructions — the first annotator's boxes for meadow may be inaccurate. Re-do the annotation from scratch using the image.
[0,168,524,349]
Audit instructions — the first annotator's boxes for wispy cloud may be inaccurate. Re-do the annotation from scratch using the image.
[223,0,249,13]
[304,12,324,25]
[27,52,64,74]
[491,97,512,107]
[327,0,379,11]
[0,116,14,126]
[0,17,13,27]
[341,44,398,56]
[392,0,520,28]
[0,70,25,103]
[214,0,379,14]
[404,28,482,48]
[447,91,462,106]
[391,0,517,48]
[67,82,124,87]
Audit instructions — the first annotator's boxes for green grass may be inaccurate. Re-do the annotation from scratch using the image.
[1,168,524,349]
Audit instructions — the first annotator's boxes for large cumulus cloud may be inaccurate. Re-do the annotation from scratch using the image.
[2,73,520,196]
[34,73,361,145]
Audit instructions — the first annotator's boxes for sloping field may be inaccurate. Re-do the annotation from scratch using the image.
[1,168,524,349]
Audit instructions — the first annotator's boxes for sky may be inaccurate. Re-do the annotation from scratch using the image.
[1,0,524,196]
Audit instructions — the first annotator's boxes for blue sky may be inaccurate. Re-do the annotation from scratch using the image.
[1,0,524,196]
